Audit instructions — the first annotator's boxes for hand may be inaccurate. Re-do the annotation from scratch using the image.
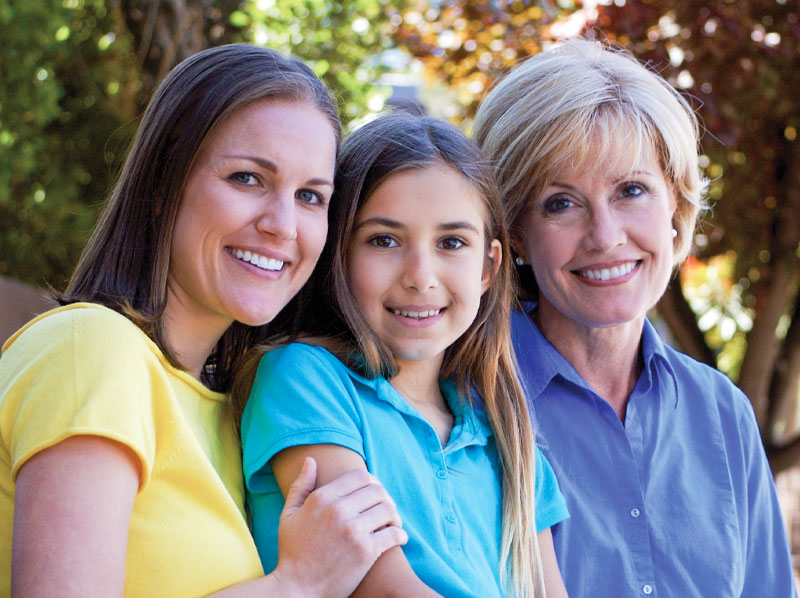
[271,457,408,598]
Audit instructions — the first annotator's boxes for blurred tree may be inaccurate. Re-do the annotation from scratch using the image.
[393,0,800,472]
[0,0,399,289]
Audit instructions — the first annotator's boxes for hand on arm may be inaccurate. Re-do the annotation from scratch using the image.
[270,445,441,598]
[12,435,141,597]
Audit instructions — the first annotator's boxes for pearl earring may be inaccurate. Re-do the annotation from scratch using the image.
[515,256,525,266]
[671,228,678,239]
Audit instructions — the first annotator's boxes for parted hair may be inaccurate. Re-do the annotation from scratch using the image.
[474,38,708,297]
[234,112,545,597]
[59,43,340,392]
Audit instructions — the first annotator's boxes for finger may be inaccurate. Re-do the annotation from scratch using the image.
[313,467,374,499]
[282,456,317,513]
[353,499,404,532]
[370,525,409,557]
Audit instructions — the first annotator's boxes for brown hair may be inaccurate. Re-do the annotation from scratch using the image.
[59,44,340,391]
[234,112,544,596]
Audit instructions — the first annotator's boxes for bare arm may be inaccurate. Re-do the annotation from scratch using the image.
[271,444,442,598]
[12,435,140,597]
[539,528,568,598]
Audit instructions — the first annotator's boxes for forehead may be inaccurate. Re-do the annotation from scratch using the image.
[359,163,490,227]
[553,119,665,183]
[198,99,336,163]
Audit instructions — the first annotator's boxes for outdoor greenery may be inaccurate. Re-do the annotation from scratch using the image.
[1,0,799,469]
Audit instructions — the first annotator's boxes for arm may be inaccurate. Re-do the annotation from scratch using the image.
[12,436,140,597]
[271,444,442,598]
[539,528,568,598]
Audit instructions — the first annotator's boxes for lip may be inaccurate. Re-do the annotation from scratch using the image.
[571,260,640,286]
[227,246,292,277]
[386,304,446,328]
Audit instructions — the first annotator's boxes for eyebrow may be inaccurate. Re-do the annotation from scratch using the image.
[551,170,656,189]
[223,154,333,188]
[355,217,480,234]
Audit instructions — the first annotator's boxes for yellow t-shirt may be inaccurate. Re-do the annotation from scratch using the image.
[0,303,264,597]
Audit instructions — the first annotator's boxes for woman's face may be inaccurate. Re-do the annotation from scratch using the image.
[517,142,676,332]
[167,99,336,337]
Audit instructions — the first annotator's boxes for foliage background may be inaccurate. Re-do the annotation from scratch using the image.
[1,0,800,470]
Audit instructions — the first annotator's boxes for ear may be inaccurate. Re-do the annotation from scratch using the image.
[481,239,503,294]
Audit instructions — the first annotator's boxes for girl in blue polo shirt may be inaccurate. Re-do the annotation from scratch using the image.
[236,113,568,598]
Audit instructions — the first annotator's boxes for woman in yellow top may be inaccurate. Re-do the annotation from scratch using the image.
[0,44,406,597]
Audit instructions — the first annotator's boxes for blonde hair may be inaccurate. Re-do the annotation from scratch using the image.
[474,39,708,284]
[234,112,545,596]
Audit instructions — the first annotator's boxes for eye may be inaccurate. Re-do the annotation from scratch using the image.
[229,171,258,186]
[543,195,574,213]
[297,188,325,205]
[369,234,398,249]
[620,183,646,198]
[439,236,465,250]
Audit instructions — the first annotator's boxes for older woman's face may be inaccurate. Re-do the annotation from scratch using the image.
[518,143,676,331]
[168,99,336,334]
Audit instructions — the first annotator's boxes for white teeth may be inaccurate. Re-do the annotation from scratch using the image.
[578,261,635,281]
[231,249,284,272]
[392,308,441,319]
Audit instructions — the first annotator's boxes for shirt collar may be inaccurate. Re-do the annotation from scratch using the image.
[513,303,679,408]
[640,317,680,408]
[350,368,492,449]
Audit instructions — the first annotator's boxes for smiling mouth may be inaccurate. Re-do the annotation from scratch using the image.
[231,248,284,272]
[389,308,443,320]
[574,261,639,281]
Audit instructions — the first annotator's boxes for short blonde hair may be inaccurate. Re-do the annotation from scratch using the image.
[474,39,708,270]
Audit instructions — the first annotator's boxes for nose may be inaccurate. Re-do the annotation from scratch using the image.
[256,191,297,241]
[401,247,438,292]
[583,206,626,253]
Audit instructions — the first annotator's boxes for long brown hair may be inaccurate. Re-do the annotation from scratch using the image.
[234,112,544,596]
[59,44,340,392]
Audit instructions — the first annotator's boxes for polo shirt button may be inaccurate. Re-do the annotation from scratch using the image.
[436,469,448,479]
[642,584,653,595]
[630,507,641,518]
[446,514,457,524]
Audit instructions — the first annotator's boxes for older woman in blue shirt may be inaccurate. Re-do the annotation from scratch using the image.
[474,39,796,597]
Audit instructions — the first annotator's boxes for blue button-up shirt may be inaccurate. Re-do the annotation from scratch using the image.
[512,305,796,597]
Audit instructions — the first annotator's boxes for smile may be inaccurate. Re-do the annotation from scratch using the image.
[390,308,442,319]
[575,261,638,281]
[231,248,284,272]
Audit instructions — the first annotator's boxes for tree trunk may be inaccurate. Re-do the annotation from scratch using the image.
[656,277,716,366]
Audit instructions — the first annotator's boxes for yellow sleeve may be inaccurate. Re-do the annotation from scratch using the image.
[0,305,158,490]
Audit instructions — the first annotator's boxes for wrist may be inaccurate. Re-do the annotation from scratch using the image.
[267,565,323,598]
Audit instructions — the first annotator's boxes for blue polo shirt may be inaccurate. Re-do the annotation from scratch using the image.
[511,304,796,598]
[241,342,568,598]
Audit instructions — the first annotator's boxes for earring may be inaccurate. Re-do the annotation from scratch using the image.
[515,256,525,266]
[671,228,678,239]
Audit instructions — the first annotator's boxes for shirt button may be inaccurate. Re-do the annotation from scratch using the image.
[436,469,448,479]
[446,514,457,524]
[630,507,641,518]
[642,584,653,595]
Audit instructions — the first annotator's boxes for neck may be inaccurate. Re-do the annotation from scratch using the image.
[535,301,643,421]
[390,354,454,445]
[162,289,232,381]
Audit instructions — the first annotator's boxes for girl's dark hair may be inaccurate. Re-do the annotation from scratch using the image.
[59,44,340,392]
[233,111,544,596]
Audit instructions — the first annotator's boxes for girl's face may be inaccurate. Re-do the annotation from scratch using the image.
[167,99,336,340]
[347,163,501,371]
[517,141,676,334]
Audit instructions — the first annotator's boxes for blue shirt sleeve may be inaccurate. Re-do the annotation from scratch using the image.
[241,343,365,492]
[534,446,569,533]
